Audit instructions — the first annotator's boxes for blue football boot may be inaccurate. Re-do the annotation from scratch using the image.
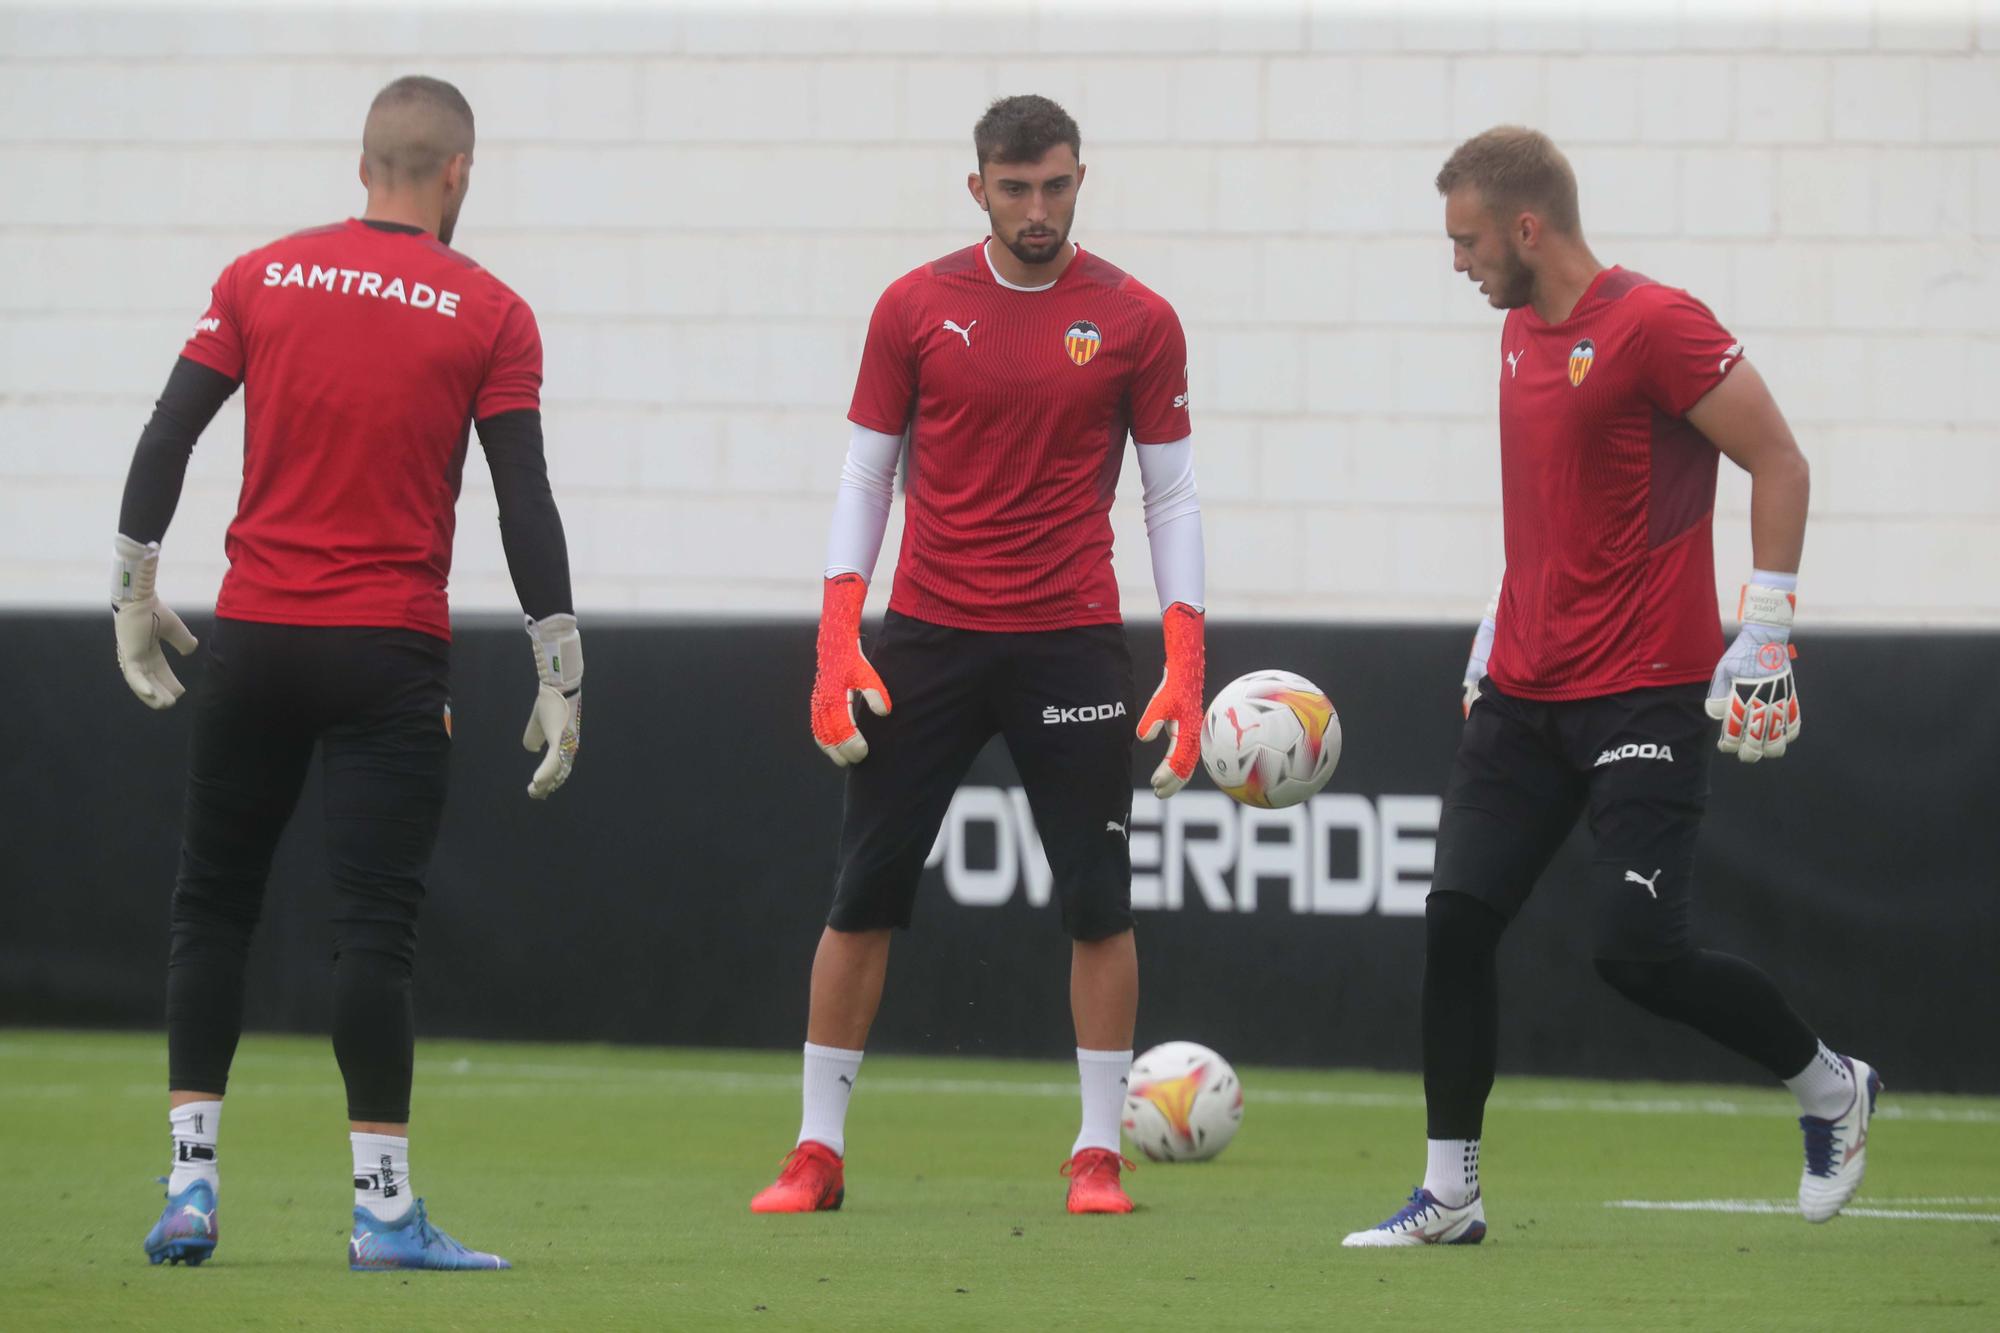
[144,1178,219,1266]
[349,1199,510,1271]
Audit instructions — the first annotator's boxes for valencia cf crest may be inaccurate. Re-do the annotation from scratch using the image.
[1568,338,1595,387]
[1064,320,1103,367]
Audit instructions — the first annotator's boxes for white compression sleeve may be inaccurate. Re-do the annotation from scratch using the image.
[823,423,902,581]
[1136,435,1204,611]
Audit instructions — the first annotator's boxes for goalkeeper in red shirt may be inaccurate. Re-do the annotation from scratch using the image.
[750,95,1206,1218]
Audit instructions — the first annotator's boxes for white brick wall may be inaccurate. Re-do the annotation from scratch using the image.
[3,0,1997,626]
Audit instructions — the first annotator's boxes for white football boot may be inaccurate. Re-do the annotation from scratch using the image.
[1798,1056,1881,1223]
[1342,1187,1487,1247]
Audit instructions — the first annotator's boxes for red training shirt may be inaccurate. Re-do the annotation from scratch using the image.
[848,242,1191,632]
[1487,266,1742,701]
[179,218,542,641]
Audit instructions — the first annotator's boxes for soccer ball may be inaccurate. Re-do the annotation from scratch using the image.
[1122,1041,1244,1163]
[1200,669,1341,808]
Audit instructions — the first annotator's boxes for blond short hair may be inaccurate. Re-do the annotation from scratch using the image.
[1435,126,1581,235]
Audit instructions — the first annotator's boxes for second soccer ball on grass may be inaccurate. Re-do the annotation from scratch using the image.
[1200,670,1341,809]
[1123,1042,1245,1163]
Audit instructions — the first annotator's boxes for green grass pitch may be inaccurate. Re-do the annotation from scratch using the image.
[2,1031,1996,1330]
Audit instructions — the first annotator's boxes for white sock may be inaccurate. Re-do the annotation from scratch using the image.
[1072,1048,1133,1157]
[352,1132,414,1222]
[1784,1041,1856,1120]
[798,1042,863,1157]
[167,1100,221,1195]
[1423,1138,1480,1207]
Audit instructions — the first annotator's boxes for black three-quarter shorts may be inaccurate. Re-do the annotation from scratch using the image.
[1431,678,1714,961]
[828,611,1137,941]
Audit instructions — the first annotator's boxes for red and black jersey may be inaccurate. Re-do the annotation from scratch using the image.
[1488,266,1742,701]
[179,218,542,640]
[848,242,1191,632]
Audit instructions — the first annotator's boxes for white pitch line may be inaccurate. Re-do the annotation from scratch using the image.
[5,1044,2000,1123]
[1607,1199,2000,1223]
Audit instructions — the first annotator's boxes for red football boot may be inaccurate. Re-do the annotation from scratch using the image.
[1062,1148,1136,1214]
[750,1141,845,1213]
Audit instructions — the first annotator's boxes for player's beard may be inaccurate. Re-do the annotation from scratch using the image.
[1485,240,1534,309]
[1000,218,1069,268]
[438,198,462,247]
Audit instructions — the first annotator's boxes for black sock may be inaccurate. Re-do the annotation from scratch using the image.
[1423,891,1508,1140]
[1594,951,1818,1079]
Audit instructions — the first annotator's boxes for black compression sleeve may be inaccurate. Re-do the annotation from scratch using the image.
[475,408,575,620]
[116,357,240,544]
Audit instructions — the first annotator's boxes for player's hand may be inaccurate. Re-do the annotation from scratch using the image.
[811,573,890,766]
[111,534,199,709]
[522,613,582,798]
[1137,602,1205,799]
[1705,580,1800,763]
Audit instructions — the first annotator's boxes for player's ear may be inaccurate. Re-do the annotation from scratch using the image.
[445,153,471,200]
[358,153,372,191]
[967,170,987,211]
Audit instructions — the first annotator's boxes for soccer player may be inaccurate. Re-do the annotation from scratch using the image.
[1343,128,1876,1246]
[749,95,1205,1217]
[119,76,583,1270]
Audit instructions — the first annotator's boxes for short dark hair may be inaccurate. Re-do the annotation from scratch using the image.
[1435,126,1581,235]
[364,75,476,183]
[973,95,1080,169]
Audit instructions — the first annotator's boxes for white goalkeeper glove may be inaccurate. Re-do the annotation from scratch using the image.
[1705,575,1801,763]
[523,613,582,798]
[111,534,199,709]
[1461,579,1499,717]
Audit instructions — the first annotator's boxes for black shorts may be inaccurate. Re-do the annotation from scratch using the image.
[828,611,1136,941]
[1432,679,1712,961]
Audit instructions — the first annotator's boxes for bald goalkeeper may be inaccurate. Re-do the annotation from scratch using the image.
[117,76,580,1272]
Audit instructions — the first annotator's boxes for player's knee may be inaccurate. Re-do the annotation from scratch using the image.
[333,916,418,973]
[1426,889,1506,966]
[1593,953,1693,1006]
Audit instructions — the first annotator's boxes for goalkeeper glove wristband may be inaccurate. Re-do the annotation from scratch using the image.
[523,613,582,798]
[1704,574,1801,763]
[111,534,198,710]
[810,573,891,767]
[1137,601,1205,799]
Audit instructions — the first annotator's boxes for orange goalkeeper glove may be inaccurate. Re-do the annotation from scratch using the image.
[1136,601,1205,798]
[810,573,891,766]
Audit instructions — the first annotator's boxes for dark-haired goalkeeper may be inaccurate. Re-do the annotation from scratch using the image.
[119,76,580,1271]
[751,95,1206,1218]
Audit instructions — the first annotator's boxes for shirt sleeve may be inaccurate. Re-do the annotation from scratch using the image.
[178,259,246,381]
[1127,296,1192,445]
[846,279,917,436]
[1638,289,1744,419]
[476,295,544,421]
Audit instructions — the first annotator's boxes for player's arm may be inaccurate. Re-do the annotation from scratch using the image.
[1127,298,1204,798]
[811,423,899,766]
[1687,359,1810,762]
[474,408,581,798]
[1132,437,1205,798]
[110,356,240,709]
[1461,574,1501,717]
[477,298,583,798]
[812,278,917,767]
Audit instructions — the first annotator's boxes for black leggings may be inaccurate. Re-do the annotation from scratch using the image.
[1423,890,1818,1140]
[166,619,451,1123]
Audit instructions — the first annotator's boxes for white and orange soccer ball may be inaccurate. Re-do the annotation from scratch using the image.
[1200,669,1341,809]
[1122,1041,1244,1163]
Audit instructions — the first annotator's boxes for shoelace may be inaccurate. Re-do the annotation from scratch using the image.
[1060,1150,1136,1180]
[1799,1116,1837,1178]
[1382,1188,1439,1229]
[775,1144,835,1182]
